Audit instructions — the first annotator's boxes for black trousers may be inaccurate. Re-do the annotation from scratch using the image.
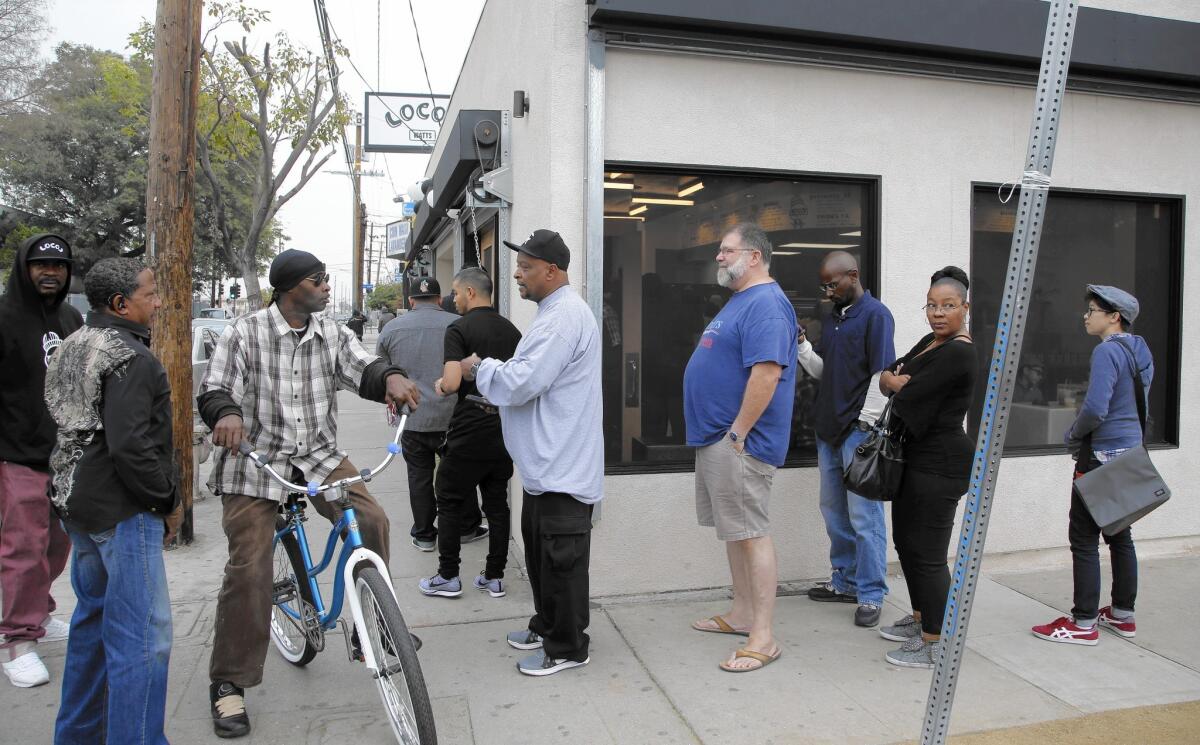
[1069,460,1137,620]
[522,491,593,662]
[892,468,966,637]
[435,454,513,580]
[402,430,480,541]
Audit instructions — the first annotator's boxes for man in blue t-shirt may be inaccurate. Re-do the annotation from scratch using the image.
[796,251,896,628]
[683,223,797,673]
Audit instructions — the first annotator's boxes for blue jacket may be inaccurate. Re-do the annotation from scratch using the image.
[1066,334,1154,452]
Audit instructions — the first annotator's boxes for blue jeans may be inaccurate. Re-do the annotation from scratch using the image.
[54,513,172,745]
[816,429,888,606]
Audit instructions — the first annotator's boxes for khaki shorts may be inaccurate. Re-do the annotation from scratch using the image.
[695,438,777,541]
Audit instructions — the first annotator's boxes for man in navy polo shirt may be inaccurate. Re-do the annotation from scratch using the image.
[797,251,895,628]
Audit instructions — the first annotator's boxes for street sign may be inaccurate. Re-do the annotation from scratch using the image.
[364,92,450,153]
[401,201,416,218]
[363,283,374,292]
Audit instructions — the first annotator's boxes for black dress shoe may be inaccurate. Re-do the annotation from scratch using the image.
[210,681,251,738]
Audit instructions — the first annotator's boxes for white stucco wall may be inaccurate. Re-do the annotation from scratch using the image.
[431,0,1199,597]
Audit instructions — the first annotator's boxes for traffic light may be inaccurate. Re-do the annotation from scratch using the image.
[229,283,241,299]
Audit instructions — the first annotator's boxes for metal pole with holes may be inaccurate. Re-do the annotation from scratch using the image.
[921,3,1078,743]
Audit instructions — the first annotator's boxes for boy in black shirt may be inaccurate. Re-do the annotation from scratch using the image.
[420,267,522,598]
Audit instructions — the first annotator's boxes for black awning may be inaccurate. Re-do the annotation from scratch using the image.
[406,109,502,260]
[589,0,1200,87]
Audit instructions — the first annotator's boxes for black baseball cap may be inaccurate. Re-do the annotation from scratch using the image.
[25,233,72,263]
[503,229,570,270]
[408,275,441,298]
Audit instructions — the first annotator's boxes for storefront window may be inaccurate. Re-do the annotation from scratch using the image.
[602,167,878,470]
[969,187,1181,452]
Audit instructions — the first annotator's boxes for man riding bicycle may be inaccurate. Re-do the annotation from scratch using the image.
[197,249,420,739]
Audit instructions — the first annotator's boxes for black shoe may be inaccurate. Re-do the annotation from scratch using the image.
[807,582,858,603]
[855,603,881,627]
[462,524,490,544]
[210,681,250,739]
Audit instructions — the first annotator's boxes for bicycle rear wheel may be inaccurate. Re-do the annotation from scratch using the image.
[355,567,437,744]
[270,525,319,666]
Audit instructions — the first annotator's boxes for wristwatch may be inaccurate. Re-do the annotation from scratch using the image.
[728,430,742,444]
[470,359,482,379]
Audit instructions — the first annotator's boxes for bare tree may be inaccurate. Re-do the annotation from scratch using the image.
[0,0,50,115]
[196,2,348,308]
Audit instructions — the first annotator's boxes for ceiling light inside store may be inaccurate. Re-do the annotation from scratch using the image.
[608,172,625,178]
[629,204,648,216]
[631,197,694,206]
[839,230,862,237]
[778,243,860,249]
[604,181,635,190]
[678,180,704,197]
[604,215,645,221]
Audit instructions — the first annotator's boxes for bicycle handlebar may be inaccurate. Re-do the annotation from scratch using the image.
[238,407,408,499]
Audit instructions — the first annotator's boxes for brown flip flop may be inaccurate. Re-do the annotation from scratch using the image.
[691,615,750,637]
[719,646,782,673]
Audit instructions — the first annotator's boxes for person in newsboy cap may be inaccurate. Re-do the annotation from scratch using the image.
[1030,282,1153,648]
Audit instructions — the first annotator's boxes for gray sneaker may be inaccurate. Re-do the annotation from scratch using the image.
[506,629,543,650]
[418,574,462,597]
[885,635,939,669]
[879,614,921,642]
[516,650,589,677]
[473,573,505,598]
[855,603,881,627]
[411,537,436,552]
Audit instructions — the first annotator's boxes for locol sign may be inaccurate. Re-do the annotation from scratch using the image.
[364,92,451,153]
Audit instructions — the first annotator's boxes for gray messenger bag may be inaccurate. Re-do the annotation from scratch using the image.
[1072,338,1170,537]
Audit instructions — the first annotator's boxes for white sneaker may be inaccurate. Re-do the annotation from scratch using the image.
[41,617,70,643]
[3,651,50,688]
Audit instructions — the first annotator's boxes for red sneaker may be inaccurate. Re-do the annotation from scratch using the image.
[1098,607,1136,638]
[1031,616,1099,645]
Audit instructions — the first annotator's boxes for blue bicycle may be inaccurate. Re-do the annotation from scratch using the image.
[240,412,436,744]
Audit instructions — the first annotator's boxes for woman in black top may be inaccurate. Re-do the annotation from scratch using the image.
[877,266,977,669]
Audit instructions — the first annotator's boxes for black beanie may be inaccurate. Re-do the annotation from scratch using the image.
[269,249,325,292]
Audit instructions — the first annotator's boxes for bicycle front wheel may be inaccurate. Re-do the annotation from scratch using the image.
[270,527,319,666]
[355,567,437,745]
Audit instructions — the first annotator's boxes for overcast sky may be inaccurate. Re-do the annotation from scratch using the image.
[42,0,484,304]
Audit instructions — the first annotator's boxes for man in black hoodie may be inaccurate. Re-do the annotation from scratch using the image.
[0,233,81,688]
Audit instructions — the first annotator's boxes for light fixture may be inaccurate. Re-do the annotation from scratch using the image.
[773,251,801,256]
[678,180,704,198]
[839,230,862,237]
[631,196,694,206]
[604,214,645,221]
[608,172,625,179]
[777,242,860,249]
[603,181,635,190]
[629,204,648,216]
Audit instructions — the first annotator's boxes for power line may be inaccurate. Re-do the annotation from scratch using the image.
[322,11,437,151]
[407,0,439,109]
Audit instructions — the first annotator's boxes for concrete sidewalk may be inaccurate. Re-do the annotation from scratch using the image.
[5,388,1199,744]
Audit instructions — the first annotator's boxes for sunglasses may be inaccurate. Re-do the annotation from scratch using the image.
[306,272,330,285]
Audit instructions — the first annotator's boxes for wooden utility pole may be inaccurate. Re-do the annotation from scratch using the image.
[351,114,365,311]
[146,0,203,545]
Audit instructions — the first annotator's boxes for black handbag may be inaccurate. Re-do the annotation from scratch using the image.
[843,401,905,501]
[1073,338,1170,536]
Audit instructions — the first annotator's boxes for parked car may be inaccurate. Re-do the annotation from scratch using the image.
[191,318,231,498]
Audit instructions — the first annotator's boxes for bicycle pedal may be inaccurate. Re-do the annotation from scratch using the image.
[271,580,296,605]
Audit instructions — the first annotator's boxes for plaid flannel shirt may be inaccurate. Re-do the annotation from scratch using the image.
[201,304,377,501]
